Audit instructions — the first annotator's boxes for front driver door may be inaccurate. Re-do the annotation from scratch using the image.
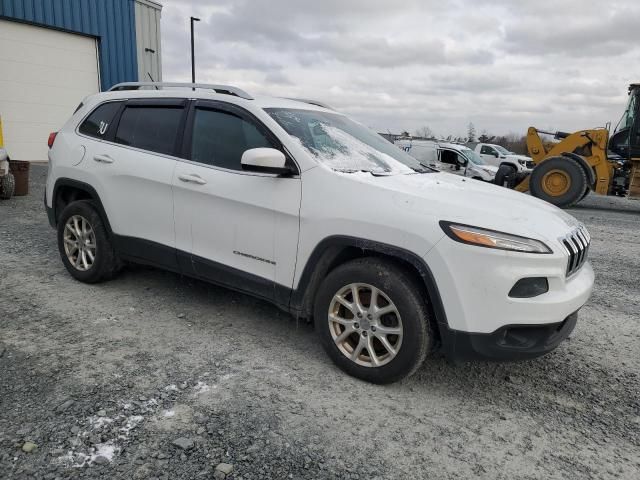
[172,100,301,305]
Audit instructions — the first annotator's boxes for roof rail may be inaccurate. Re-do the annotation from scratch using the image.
[108,82,254,100]
[284,97,335,110]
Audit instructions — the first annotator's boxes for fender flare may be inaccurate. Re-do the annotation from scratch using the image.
[51,178,113,234]
[290,235,451,348]
[560,152,596,187]
[498,161,520,171]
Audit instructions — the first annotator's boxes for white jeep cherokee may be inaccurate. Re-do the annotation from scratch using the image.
[45,83,594,384]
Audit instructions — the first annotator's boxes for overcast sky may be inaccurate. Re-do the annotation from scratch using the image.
[159,0,639,138]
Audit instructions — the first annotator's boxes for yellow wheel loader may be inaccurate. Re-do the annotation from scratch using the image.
[505,84,640,208]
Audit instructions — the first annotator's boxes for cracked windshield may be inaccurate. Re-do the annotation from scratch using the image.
[266,108,430,174]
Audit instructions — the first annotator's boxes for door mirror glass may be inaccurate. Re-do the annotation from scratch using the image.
[241,148,290,174]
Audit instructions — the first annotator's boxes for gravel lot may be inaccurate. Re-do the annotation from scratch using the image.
[1,165,639,479]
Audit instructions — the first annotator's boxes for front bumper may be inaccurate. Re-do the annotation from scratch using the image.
[441,311,578,361]
[424,234,594,334]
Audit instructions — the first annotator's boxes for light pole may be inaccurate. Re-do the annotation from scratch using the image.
[190,16,200,87]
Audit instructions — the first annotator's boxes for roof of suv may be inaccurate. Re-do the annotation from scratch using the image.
[89,83,335,113]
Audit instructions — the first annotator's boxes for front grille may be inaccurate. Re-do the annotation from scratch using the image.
[526,160,535,169]
[560,226,590,276]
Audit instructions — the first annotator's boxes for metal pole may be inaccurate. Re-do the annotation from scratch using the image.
[190,17,200,89]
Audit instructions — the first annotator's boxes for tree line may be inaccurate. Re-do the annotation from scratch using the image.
[403,122,530,155]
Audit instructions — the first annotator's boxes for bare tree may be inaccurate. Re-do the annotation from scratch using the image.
[414,126,433,139]
[478,130,495,143]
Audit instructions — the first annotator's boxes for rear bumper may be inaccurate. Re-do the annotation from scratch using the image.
[441,311,578,362]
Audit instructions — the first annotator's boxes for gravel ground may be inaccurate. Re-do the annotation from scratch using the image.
[1,165,639,479]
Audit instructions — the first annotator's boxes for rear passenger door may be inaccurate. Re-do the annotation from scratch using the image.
[172,100,301,304]
[82,98,186,267]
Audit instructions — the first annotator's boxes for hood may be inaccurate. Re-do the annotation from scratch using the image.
[342,171,581,244]
[505,154,531,161]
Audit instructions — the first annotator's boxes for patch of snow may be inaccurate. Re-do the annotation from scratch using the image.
[290,125,413,175]
[164,384,178,391]
[88,416,114,430]
[163,409,175,418]
[193,381,210,394]
[120,415,143,435]
[90,443,117,464]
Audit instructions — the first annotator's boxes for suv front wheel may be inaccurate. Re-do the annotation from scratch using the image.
[57,200,120,283]
[314,258,433,384]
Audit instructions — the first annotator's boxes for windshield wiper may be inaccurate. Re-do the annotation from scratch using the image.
[417,163,438,173]
[334,168,402,176]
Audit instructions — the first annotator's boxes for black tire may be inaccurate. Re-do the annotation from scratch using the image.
[57,200,120,283]
[314,258,433,384]
[494,164,517,188]
[0,173,15,199]
[529,157,588,208]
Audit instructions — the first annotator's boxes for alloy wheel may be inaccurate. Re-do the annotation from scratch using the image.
[63,215,97,271]
[328,283,403,367]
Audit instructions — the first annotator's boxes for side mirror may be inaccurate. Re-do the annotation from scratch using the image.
[241,148,291,175]
[493,151,499,157]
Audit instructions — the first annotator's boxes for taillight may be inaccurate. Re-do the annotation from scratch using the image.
[48,132,57,149]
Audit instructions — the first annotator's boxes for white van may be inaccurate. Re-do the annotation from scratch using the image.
[394,139,498,181]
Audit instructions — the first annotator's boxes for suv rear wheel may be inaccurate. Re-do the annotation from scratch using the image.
[314,258,432,384]
[57,200,120,283]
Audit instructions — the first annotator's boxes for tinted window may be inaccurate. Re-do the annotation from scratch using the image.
[480,145,495,155]
[79,102,122,139]
[115,106,183,156]
[190,108,273,170]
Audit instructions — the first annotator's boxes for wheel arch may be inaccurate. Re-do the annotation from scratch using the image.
[291,236,450,347]
[499,161,519,170]
[51,178,112,234]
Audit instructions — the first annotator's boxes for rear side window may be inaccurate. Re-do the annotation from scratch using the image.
[78,102,122,139]
[190,108,273,170]
[115,106,183,156]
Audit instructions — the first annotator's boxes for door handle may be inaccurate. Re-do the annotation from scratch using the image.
[178,173,207,185]
[93,154,114,164]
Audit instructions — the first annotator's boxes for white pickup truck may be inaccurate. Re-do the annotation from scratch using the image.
[395,139,498,182]
[471,143,534,173]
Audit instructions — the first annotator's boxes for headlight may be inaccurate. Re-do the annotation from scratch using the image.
[518,159,526,165]
[440,222,552,253]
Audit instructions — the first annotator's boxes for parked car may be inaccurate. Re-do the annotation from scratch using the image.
[395,139,497,181]
[468,142,536,188]
[45,82,594,384]
[471,143,534,171]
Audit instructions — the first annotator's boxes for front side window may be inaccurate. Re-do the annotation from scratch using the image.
[480,145,495,155]
[79,102,122,139]
[493,145,511,155]
[190,108,273,170]
[266,108,430,175]
[114,106,183,156]
[461,149,485,165]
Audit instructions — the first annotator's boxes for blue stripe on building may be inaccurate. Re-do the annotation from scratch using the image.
[0,0,138,91]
